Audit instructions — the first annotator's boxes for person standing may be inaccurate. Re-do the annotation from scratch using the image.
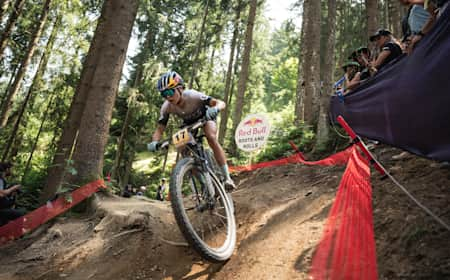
[156,178,167,201]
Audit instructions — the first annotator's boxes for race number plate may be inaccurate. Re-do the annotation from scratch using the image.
[172,128,191,148]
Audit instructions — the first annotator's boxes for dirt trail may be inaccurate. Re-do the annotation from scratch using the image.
[0,146,449,280]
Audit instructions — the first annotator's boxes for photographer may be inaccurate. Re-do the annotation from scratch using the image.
[0,162,25,226]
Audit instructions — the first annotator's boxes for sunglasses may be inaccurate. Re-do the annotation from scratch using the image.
[161,88,176,98]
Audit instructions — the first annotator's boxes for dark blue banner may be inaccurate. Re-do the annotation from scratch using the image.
[330,6,450,161]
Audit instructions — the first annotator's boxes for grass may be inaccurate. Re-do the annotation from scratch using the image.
[133,149,178,174]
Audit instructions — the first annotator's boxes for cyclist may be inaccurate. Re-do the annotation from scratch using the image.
[148,71,236,190]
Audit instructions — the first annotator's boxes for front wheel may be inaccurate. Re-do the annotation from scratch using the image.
[170,157,236,262]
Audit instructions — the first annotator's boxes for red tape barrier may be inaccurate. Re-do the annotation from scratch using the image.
[309,147,378,280]
[0,179,106,245]
[229,145,354,173]
[337,116,385,176]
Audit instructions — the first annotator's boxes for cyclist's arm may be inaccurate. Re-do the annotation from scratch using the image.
[153,104,170,141]
[209,98,226,111]
[152,124,166,142]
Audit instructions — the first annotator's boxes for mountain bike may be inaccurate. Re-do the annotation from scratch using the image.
[158,119,236,262]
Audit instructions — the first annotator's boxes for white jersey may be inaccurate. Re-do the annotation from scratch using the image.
[158,89,212,125]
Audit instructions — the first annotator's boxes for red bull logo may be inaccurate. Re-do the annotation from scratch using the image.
[243,118,263,126]
[235,114,271,152]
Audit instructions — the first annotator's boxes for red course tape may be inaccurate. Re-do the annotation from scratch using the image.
[0,179,106,245]
[309,147,377,280]
[229,145,354,173]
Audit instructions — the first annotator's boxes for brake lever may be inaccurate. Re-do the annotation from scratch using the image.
[160,141,170,150]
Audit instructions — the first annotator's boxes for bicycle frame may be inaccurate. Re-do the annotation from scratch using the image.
[168,119,225,208]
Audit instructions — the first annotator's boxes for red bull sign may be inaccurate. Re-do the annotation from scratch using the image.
[235,114,271,152]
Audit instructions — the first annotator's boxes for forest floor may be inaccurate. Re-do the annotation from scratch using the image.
[0,145,449,280]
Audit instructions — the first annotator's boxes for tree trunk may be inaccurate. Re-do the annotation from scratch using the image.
[316,0,337,150]
[294,3,308,125]
[365,0,379,37]
[22,94,55,182]
[189,0,210,89]
[218,0,242,144]
[111,90,135,181]
[2,15,60,161]
[66,0,138,187]
[388,0,402,37]
[0,0,25,60]
[40,1,124,203]
[0,62,18,107]
[0,0,51,128]
[112,20,156,183]
[230,0,257,155]
[229,31,243,107]
[121,148,135,188]
[302,0,321,127]
[0,0,11,24]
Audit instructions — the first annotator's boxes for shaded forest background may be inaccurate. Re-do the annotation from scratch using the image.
[0,0,406,207]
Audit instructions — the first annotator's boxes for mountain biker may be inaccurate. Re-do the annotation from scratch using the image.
[148,71,236,190]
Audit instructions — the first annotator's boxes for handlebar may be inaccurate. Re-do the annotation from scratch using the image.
[182,118,207,131]
[156,118,208,150]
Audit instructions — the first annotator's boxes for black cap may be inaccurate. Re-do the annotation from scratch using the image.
[342,61,361,71]
[369,29,392,42]
[356,46,369,54]
[348,50,357,61]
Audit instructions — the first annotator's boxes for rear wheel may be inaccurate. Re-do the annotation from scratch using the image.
[170,157,236,262]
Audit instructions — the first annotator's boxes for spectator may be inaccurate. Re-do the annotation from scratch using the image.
[122,184,132,198]
[369,29,403,71]
[156,178,167,201]
[0,162,25,226]
[411,0,449,50]
[137,186,146,196]
[352,47,376,79]
[399,0,431,54]
[342,61,362,93]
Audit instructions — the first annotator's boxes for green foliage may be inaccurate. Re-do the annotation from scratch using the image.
[256,122,315,162]
[264,57,298,111]
[0,0,385,205]
[16,169,47,210]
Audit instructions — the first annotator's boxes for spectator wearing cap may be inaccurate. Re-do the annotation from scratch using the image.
[369,29,403,71]
[342,61,362,93]
[354,47,376,79]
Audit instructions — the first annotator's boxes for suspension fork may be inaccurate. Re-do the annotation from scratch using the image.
[196,146,216,199]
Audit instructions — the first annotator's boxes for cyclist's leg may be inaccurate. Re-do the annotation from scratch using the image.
[204,121,226,165]
[204,121,236,189]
